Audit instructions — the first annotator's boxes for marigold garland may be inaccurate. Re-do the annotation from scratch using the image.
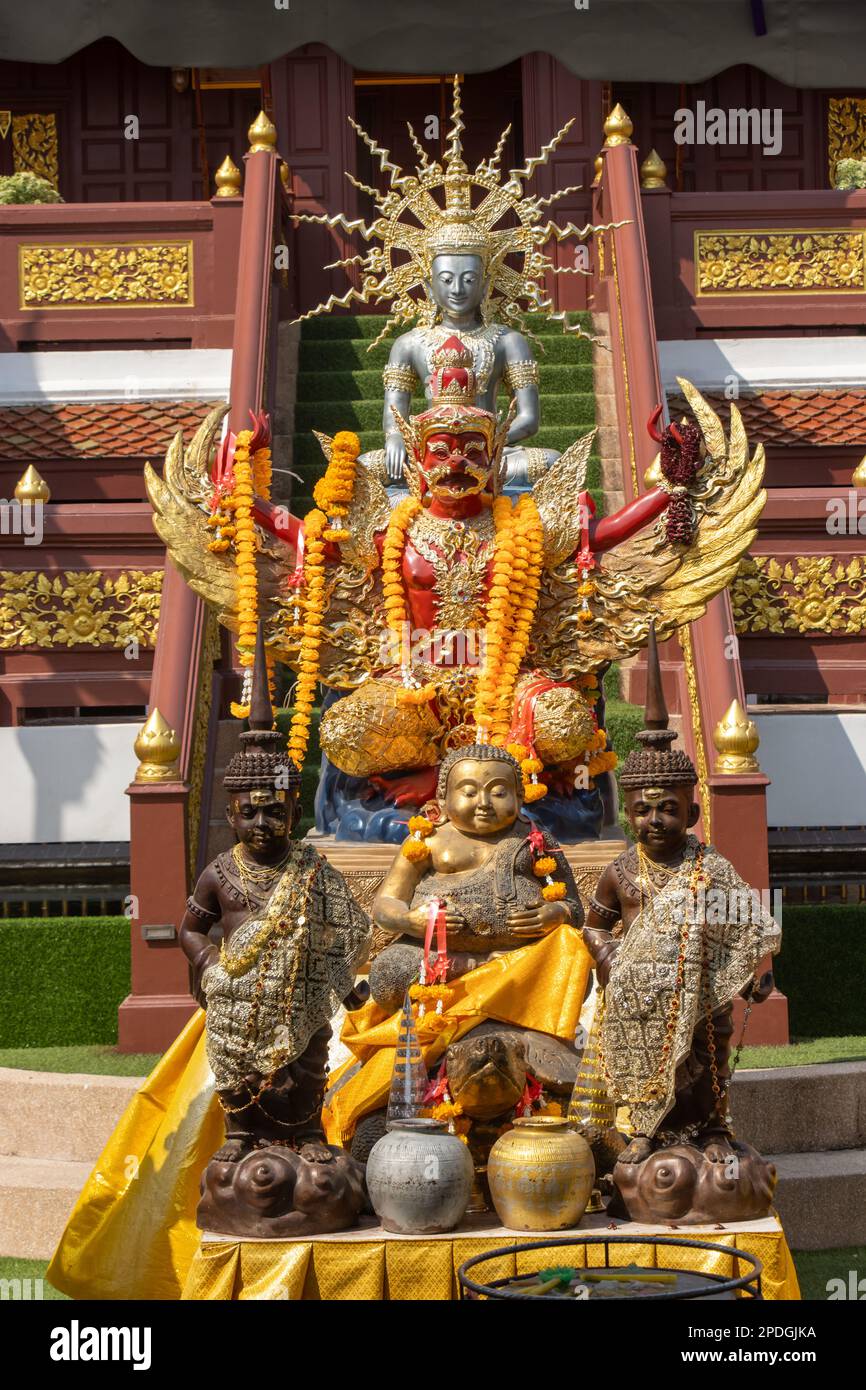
[313,430,360,542]
[401,813,435,862]
[381,496,440,705]
[286,507,329,766]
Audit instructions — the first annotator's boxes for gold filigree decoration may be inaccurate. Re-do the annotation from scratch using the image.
[828,98,866,184]
[677,622,711,842]
[408,507,495,630]
[696,230,866,296]
[0,570,163,649]
[12,113,58,186]
[732,555,866,635]
[19,242,193,309]
[187,608,221,881]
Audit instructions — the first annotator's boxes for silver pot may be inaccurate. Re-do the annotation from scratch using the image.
[366,1118,474,1234]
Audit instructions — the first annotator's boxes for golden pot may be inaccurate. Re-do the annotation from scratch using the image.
[487,1117,594,1231]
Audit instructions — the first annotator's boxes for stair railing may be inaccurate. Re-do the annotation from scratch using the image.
[120,111,285,1051]
[591,114,772,893]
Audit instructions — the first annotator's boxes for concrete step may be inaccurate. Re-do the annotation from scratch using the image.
[0,1068,140,1163]
[769,1148,866,1252]
[730,1060,866,1155]
[0,1155,93,1259]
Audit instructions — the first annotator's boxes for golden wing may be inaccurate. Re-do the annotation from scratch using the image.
[145,407,297,643]
[531,429,596,566]
[533,380,766,674]
[145,406,237,623]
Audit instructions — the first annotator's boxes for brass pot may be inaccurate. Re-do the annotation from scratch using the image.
[487,1117,595,1231]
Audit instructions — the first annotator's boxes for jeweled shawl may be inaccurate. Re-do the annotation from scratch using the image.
[601,837,780,1136]
[204,845,370,1091]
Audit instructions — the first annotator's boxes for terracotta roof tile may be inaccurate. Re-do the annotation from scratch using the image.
[667,389,866,447]
[0,400,221,460]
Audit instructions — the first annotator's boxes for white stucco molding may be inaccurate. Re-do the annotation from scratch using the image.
[659,338,866,393]
[0,349,232,405]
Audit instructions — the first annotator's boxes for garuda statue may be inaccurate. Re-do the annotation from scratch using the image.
[146,367,765,844]
[293,74,607,493]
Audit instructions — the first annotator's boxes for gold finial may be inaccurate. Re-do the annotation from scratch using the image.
[713,699,761,774]
[14,464,50,503]
[134,709,181,782]
[592,153,603,186]
[247,110,277,154]
[640,148,668,189]
[213,154,242,198]
[853,452,866,488]
[644,452,663,488]
[603,103,633,147]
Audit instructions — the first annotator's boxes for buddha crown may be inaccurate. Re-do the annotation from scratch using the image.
[224,622,301,795]
[619,625,698,790]
[292,75,605,349]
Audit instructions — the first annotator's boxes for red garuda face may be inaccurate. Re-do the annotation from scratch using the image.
[418,422,495,502]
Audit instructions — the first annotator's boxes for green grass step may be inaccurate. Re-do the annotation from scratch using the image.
[295,363,596,402]
[299,311,592,341]
[299,334,594,372]
[294,393,597,434]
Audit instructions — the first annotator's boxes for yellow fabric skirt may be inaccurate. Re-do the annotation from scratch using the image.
[48,927,590,1300]
[182,1222,801,1301]
[324,925,592,1145]
[47,1010,224,1301]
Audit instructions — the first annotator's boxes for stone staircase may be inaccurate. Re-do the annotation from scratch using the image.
[0,1067,140,1260]
[1,1059,862,1260]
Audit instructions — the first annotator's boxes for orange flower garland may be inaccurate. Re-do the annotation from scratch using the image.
[473,495,545,746]
[313,430,360,542]
[287,507,328,768]
[381,496,439,705]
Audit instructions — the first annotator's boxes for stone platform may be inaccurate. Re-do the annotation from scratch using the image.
[182,1210,799,1300]
[2,1059,864,1260]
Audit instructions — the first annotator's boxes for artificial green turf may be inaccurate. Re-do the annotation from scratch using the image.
[738,1035,866,1071]
[793,1246,866,1301]
[0,1257,68,1300]
[0,917,129,1048]
[771,906,865,1038]
[0,1044,160,1076]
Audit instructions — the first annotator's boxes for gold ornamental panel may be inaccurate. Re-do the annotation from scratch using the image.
[19,242,194,310]
[732,555,866,636]
[11,113,59,186]
[0,570,163,649]
[828,97,866,184]
[695,230,866,296]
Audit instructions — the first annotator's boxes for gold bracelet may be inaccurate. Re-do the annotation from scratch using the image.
[383,364,420,393]
[503,359,539,391]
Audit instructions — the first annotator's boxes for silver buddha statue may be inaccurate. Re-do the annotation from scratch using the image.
[294,76,604,495]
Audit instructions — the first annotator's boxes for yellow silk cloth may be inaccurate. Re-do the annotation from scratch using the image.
[48,1010,225,1301]
[324,925,592,1145]
[181,1218,801,1301]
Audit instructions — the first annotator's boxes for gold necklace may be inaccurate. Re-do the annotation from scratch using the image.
[409,509,495,631]
[231,843,293,910]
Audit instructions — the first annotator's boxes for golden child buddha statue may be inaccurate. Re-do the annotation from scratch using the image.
[323,742,593,1175]
[580,628,781,1225]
